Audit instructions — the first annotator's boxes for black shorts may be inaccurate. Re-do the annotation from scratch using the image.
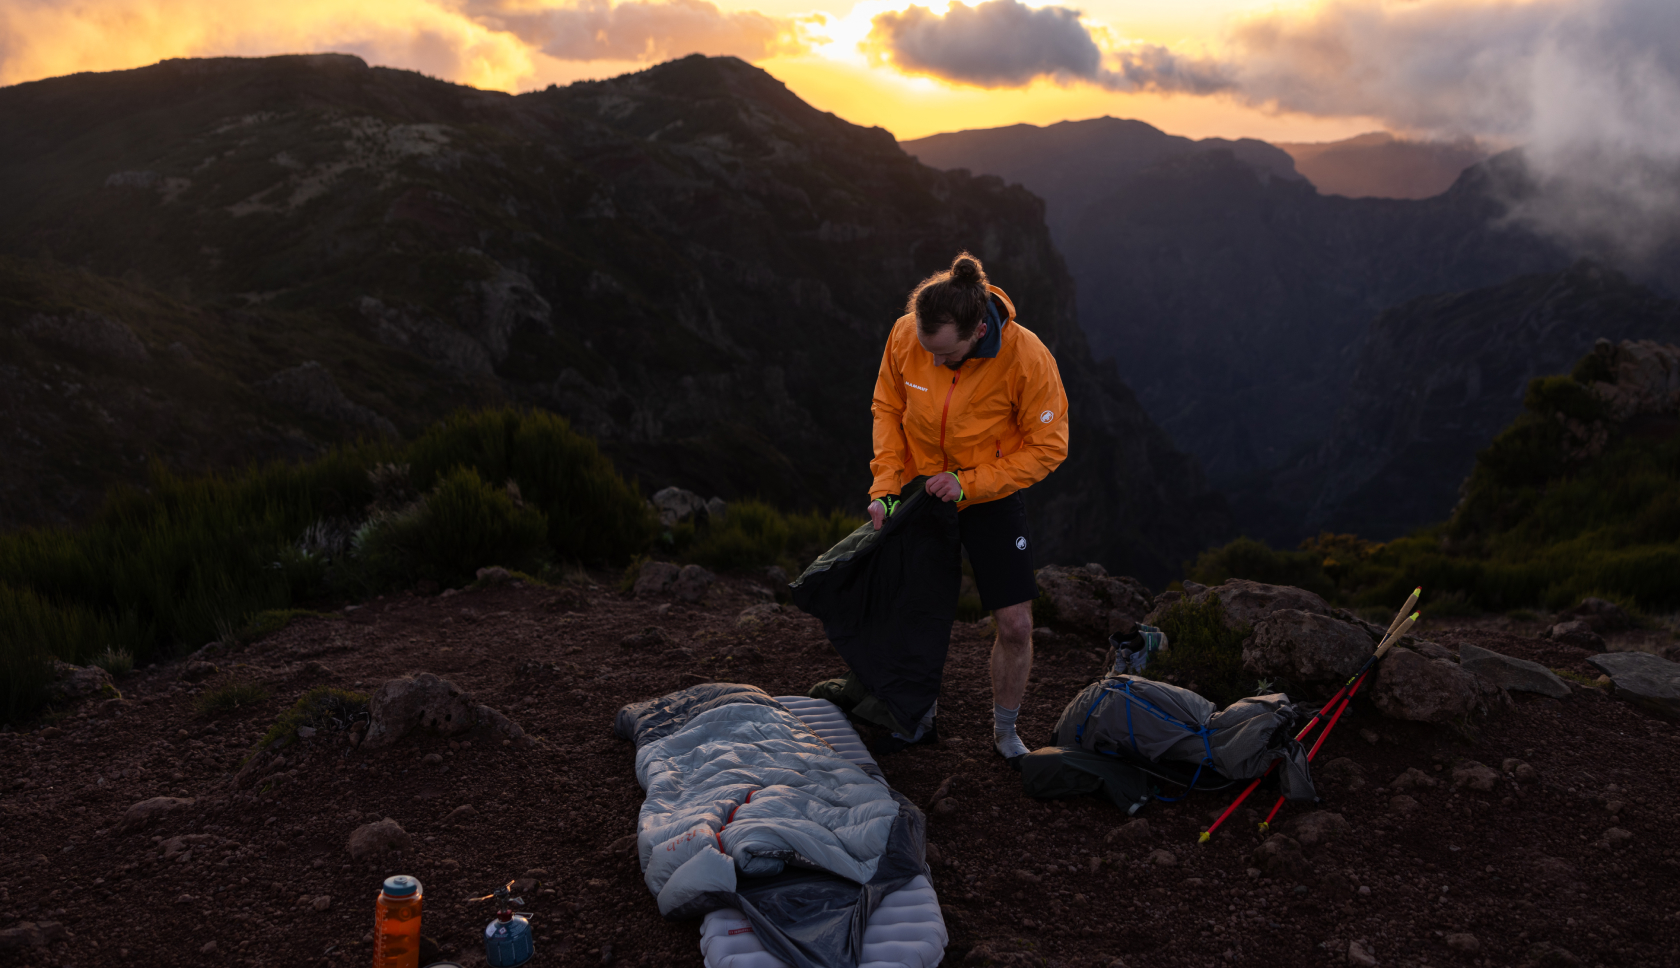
[959,492,1036,610]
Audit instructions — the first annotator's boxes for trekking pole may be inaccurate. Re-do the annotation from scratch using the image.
[1198,589,1419,844]
[1257,609,1419,832]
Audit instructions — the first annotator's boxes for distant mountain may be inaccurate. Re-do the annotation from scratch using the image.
[1261,262,1680,542]
[0,53,1230,582]
[1274,132,1490,200]
[900,117,1303,243]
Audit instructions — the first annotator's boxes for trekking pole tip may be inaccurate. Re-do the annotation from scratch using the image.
[1198,831,1211,844]
[1257,821,1269,833]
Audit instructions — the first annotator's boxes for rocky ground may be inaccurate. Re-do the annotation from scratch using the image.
[2,571,1678,968]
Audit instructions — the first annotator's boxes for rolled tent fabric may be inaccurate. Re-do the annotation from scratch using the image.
[788,476,961,736]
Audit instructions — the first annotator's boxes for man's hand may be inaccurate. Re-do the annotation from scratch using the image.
[926,471,963,502]
[868,499,886,531]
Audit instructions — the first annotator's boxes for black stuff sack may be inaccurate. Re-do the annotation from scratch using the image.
[789,476,960,737]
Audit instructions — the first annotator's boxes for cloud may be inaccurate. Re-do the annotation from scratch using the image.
[864,0,1230,94]
[1215,0,1680,261]
[0,0,807,91]
[455,0,807,63]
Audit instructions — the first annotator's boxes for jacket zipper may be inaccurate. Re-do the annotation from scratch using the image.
[938,370,960,471]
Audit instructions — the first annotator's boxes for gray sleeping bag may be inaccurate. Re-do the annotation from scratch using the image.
[1051,674,1316,801]
[614,683,928,968]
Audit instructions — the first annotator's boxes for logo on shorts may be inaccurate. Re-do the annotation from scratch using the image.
[1015,536,1027,550]
[1039,410,1054,423]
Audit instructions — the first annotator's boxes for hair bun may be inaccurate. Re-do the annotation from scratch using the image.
[949,253,984,286]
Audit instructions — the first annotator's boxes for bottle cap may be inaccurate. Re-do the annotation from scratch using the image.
[382,875,421,898]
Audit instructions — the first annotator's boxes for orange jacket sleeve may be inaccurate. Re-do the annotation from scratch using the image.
[958,340,1069,505]
[870,321,912,500]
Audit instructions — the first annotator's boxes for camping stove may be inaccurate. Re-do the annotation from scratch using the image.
[469,880,535,967]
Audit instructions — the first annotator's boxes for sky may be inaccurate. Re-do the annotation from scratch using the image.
[0,0,1573,144]
[1,0,1677,254]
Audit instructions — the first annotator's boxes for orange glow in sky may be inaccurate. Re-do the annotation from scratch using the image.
[0,0,1390,143]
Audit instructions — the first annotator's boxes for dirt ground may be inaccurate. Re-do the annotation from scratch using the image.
[3,575,1678,968]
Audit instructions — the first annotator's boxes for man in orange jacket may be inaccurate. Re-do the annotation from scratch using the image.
[867,252,1069,767]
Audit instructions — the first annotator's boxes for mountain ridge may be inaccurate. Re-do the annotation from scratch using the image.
[0,53,1231,583]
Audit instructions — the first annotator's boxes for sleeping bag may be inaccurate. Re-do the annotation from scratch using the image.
[613,683,929,968]
[788,475,960,737]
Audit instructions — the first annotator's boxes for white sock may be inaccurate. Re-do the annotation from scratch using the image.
[994,703,1029,759]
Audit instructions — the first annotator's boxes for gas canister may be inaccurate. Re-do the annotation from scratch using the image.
[468,880,535,968]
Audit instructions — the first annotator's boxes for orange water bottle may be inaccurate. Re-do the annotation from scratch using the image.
[372,875,423,968]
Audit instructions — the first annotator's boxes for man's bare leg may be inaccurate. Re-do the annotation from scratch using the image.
[991,600,1034,764]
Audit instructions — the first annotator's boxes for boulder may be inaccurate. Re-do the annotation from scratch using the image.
[1566,597,1633,632]
[650,487,709,528]
[704,496,728,522]
[1458,643,1570,698]
[632,561,680,598]
[1181,580,1337,631]
[1389,767,1437,791]
[114,796,195,834]
[43,660,116,704]
[1243,610,1373,690]
[1033,564,1152,638]
[1547,620,1605,650]
[348,818,411,859]
[1371,647,1508,726]
[1586,652,1680,718]
[362,673,479,748]
[671,564,715,603]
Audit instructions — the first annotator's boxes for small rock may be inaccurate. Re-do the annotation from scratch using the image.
[1146,849,1177,867]
[1390,768,1437,791]
[1249,836,1312,882]
[444,805,476,823]
[735,604,782,629]
[1389,795,1419,814]
[1014,869,1041,883]
[1357,885,1370,895]
[423,753,443,765]
[619,626,670,651]
[632,561,681,598]
[1445,932,1479,953]
[671,564,716,603]
[1548,619,1604,650]
[650,487,708,528]
[1567,597,1631,632]
[1087,855,1102,873]
[1605,800,1624,814]
[1320,757,1365,791]
[114,796,195,834]
[1450,761,1500,792]
[1603,827,1633,848]
[348,818,411,859]
[180,661,219,682]
[1359,729,1380,745]
[925,843,943,866]
[1524,942,1584,967]
[295,726,317,739]
[38,726,64,739]
[1284,811,1349,848]
[176,894,195,905]
[200,940,217,954]
[1105,819,1150,843]
[44,659,117,704]
[1347,940,1376,967]
[600,941,615,965]
[311,895,332,911]
[934,798,959,816]
[362,673,478,749]
[475,566,514,585]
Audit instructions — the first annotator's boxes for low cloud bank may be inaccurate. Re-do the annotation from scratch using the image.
[867,0,1680,261]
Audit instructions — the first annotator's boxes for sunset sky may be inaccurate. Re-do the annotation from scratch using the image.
[0,0,1673,147]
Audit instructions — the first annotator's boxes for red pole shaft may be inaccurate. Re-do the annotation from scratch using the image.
[1199,676,1358,842]
[1260,669,1371,829]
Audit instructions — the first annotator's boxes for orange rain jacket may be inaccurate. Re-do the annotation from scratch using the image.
[870,285,1070,508]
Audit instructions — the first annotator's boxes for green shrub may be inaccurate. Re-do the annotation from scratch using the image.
[405,409,654,564]
[255,686,369,752]
[91,647,134,677]
[1187,536,1334,599]
[238,609,329,643]
[352,466,550,591]
[1421,591,1482,619]
[1148,594,1253,708]
[681,500,863,573]
[195,680,271,716]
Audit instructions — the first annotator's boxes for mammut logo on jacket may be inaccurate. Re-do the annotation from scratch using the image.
[905,381,929,392]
